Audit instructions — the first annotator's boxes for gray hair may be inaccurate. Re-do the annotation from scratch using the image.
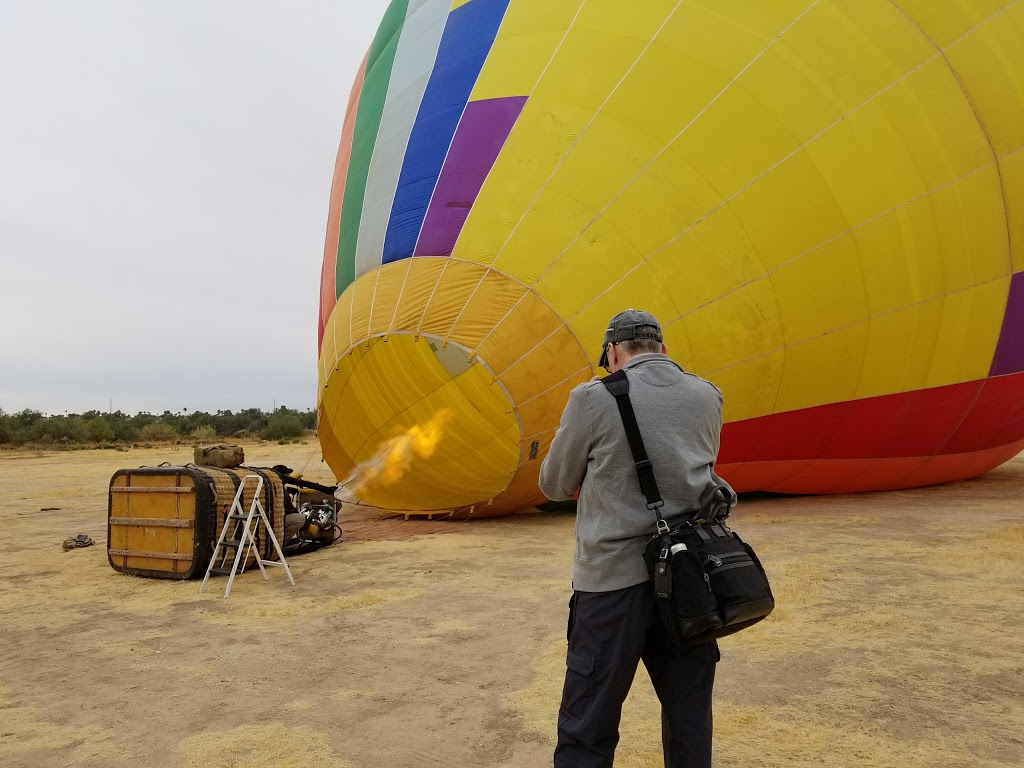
[618,337,662,357]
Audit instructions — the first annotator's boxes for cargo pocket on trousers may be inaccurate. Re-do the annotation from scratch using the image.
[560,649,595,721]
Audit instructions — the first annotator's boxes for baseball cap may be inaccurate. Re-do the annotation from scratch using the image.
[597,309,664,369]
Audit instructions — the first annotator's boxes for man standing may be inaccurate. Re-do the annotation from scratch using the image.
[539,309,732,768]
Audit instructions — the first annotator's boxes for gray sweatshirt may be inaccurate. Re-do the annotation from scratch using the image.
[539,353,732,592]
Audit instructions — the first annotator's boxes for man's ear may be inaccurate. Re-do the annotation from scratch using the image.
[661,342,668,355]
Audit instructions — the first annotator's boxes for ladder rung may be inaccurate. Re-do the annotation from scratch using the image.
[199,474,294,597]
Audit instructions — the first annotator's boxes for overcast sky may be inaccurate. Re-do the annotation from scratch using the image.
[0,0,391,415]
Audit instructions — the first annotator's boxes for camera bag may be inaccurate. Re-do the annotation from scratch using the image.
[600,370,774,646]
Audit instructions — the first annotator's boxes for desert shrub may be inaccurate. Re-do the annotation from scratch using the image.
[12,409,43,429]
[31,415,87,443]
[85,417,115,443]
[138,422,179,442]
[261,412,305,440]
[190,425,217,441]
[0,406,315,447]
[113,422,139,442]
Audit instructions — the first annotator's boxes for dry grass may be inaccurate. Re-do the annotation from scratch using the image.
[1,445,1023,767]
[177,724,353,768]
[0,684,124,766]
[195,586,423,629]
[501,476,1024,768]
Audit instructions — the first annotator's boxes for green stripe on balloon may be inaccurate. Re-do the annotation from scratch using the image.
[335,0,412,297]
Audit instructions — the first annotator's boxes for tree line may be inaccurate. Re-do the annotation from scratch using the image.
[0,406,317,447]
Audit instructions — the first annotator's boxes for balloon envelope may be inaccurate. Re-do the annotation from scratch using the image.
[318,0,1024,515]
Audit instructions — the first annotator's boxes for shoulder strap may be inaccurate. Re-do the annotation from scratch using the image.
[600,370,669,533]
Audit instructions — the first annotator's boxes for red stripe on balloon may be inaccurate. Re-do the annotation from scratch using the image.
[320,53,369,350]
[718,438,1024,495]
[717,371,1024,492]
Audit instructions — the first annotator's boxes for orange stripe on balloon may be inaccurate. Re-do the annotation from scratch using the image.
[320,52,369,350]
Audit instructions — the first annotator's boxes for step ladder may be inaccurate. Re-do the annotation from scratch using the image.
[200,474,295,598]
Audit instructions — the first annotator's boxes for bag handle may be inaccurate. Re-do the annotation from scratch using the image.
[600,370,670,534]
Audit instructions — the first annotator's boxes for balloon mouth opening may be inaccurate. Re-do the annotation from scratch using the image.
[319,334,521,512]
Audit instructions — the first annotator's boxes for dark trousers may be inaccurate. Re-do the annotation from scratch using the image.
[555,582,719,768]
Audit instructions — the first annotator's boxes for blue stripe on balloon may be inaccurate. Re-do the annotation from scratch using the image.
[382,0,511,264]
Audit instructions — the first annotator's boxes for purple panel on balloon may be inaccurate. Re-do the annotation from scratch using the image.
[414,95,528,257]
[990,271,1024,376]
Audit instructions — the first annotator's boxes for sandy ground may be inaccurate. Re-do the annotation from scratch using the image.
[1,441,1023,768]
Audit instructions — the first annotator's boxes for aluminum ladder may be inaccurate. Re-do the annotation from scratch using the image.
[200,474,295,598]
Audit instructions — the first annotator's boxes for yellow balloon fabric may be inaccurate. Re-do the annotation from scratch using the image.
[319,0,1024,515]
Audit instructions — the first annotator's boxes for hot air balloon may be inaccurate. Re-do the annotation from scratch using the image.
[318,0,1024,515]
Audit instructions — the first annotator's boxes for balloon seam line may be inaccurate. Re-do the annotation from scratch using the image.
[486,0,687,272]
[697,274,1007,389]
[409,1,516,258]
[534,0,821,287]
[542,1,1013,341]
[888,0,1019,379]
[386,258,418,337]
[666,148,1016,332]
[442,0,591,349]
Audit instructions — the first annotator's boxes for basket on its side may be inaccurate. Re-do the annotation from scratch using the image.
[108,465,286,579]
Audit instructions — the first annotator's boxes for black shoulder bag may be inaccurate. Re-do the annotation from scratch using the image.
[601,370,775,647]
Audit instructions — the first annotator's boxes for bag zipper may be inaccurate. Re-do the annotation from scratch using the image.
[676,549,716,594]
[709,561,755,575]
[705,552,749,568]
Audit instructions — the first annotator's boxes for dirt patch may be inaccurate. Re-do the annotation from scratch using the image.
[0,443,1022,766]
